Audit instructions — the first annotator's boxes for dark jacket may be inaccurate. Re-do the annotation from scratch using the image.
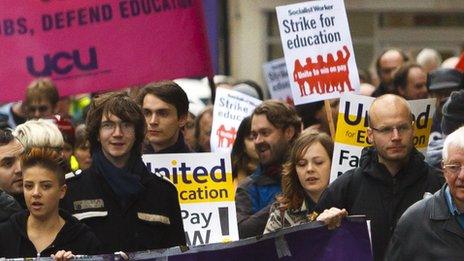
[143,132,191,154]
[235,165,282,238]
[385,184,464,260]
[372,81,396,97]
[315,147,444,261]
[0,190,22,223]
[61,163,186,254]
[0,210,100,258]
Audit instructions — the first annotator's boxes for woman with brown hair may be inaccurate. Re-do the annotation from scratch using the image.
[264,129,346,233]
[231,116,259,189]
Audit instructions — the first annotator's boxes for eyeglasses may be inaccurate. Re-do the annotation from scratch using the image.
[28,105,50,113]
[443,163,464,175]
[370,122,413,136]
[100,121,134,133]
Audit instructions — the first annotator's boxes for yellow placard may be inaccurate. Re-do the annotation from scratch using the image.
[174,173,235,204]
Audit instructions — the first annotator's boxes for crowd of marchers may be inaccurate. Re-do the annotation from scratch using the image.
[0,48,464,261]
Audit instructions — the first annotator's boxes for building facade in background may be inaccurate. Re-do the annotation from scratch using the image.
[225,0,464,89]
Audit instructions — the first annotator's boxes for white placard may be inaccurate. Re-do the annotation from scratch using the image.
[262,58,293,104]
[143,153,239,246]
[276,0,359,105]
[211,88,262,153]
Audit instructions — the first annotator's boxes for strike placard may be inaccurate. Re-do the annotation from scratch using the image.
[0,0,212,102]
[330,94,436,182]
[142,153,238,246]
[276,0,359,105]
[211,88,262,153]
[262,58,293,105]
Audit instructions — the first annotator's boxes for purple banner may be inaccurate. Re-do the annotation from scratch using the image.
[130,219,372,260]
[10,219,372,260]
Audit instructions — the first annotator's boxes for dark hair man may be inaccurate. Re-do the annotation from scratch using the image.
[61,92,185,254]
[0,129,23,222]
[425,71,464,169]
[24,78,60,120]
[136,81,190,153]
[235,100,301,238]
[393,64,429,100]
[386,126,464,260]
[315,94,444,260]
[372,49,409,97]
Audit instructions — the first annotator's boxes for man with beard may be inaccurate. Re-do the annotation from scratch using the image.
[0,129,23,222]
[235,100,301,238]
[315,94,444,260]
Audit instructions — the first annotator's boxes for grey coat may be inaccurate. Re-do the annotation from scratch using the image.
[386,184,464,260]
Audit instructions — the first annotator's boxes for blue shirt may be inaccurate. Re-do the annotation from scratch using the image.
[444,185,464,230]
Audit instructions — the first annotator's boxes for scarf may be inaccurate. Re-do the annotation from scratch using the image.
[92,149,146,208]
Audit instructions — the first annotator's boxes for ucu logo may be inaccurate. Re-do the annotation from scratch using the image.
[26,47,98,77]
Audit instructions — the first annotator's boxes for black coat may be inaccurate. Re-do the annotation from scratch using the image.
[61,163,186,254]
[0,190,21,223]
[315,147,444,261]
[0,210,101,258]
[142,132,191,154]
[386,184,464,260]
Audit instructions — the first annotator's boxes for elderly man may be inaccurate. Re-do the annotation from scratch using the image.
[315,94,444,260]
[386,126,464,260]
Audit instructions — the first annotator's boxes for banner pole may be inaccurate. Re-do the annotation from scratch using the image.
[209,76,216,105]
[324,99,335,139]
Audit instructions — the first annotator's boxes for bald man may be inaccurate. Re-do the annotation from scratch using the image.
[373,49,408,97]
[315,94,444,260]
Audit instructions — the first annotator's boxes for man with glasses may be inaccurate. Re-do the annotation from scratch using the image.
[62,92,185,254]
[24,78,59,120]
[386,126,464,260]
[316,94,444,260]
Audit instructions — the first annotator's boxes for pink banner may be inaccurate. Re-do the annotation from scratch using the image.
[0,0,212,102]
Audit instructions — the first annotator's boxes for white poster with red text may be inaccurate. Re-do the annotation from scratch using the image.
[276,0,359,105]
[211,88,262,153]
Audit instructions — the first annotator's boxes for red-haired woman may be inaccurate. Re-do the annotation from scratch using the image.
[0,147,100,259]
